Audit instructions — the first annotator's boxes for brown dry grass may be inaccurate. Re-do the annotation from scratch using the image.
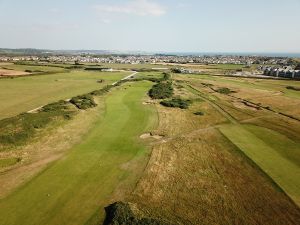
[128,94,300,224]
[185,76,300,120]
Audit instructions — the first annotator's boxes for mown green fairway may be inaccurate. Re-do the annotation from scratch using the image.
[0,71,129,119]
[219,124,300,206]
[0,81,157,225]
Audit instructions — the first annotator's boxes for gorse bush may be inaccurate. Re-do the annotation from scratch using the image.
[216,87,233,95]
[89,85,114,96]
[162,72,171,81]
[149,82,173,99]
[70,94,97,110]
[160,98,191,109]
[194,111,204,116]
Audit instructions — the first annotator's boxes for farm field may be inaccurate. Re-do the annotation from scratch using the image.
[0,70,129,119]
[0,81,157,225]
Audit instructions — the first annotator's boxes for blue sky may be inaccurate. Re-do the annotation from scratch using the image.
[0,0,299,52]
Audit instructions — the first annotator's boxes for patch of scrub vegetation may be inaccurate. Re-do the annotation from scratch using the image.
[0,157,21,169]
[216,87,235,94]
[201,82,214,87]
[286,86,300,91]
[160,98,191,109]
[103,202,171,225]
[161,72,171,81]
[0,101,76,149]
[89,85,114,96]
[129,72,171,84]
[149,82,173,99]
[70,94,97,110]
[194,111,204,116]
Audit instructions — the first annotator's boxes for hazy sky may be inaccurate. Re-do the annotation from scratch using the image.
[0,0,299,52]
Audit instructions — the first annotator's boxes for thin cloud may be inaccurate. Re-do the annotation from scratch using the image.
[94,0,166,17]
[49,8,61,14]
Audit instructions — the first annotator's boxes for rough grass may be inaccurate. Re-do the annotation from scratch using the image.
[129,99,300,225]
[0,81,157,225]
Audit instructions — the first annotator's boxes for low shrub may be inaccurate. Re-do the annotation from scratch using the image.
[104,202,171,225]
[194,111,204,116]
[90,85,114,96]
[70,94,97,110]
[162,72,171,81]
[149,82,173,99]
[84,67,106,71]
[216,87,233,94]
[160,98,191,109]
[171,68,182,73]
[201,82,213,87]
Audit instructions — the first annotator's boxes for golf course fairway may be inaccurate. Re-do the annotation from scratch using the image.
[0,81,157,225]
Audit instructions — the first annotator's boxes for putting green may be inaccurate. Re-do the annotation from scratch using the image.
[0,81,157,225]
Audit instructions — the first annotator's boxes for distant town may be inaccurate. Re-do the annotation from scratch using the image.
[0,54,295,65]
[1,52,300,79]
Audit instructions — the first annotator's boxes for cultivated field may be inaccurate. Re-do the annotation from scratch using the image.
[0,63,299,225]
